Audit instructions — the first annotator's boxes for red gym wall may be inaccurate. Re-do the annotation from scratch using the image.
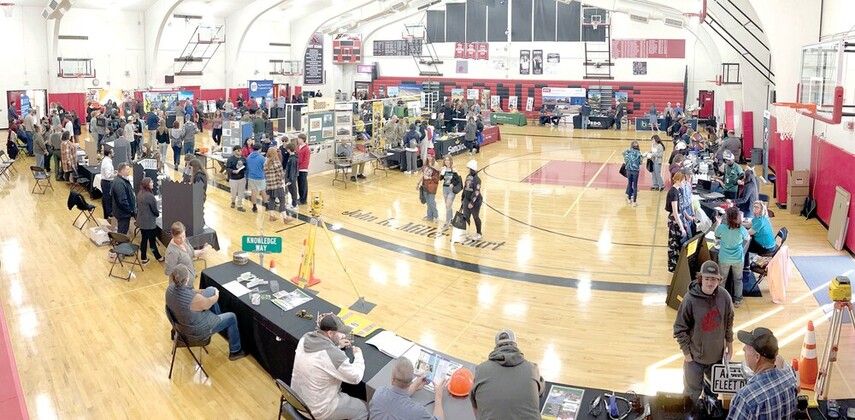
[810,135,855,251]
[48,93,87,118]
[371,77,684,118]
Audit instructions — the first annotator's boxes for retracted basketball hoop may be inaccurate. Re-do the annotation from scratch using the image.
[771,102,816,140]
[0,2,15,18]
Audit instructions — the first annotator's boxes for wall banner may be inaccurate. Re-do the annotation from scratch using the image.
[532,50,543,75]
[611,39,686,59]
[519,50,530,75]
[304,32,324,85]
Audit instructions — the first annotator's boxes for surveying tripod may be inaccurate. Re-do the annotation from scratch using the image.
[815,300,855,400]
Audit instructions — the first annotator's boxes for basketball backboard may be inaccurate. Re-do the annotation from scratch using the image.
[796,39,854,124]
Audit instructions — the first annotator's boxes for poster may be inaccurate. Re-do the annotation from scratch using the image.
[540,385,585,420]
[467,89,479,100]
[490,95,500,109]
[334,104,353,141]
[386,86,400,97]
[508,96,518,110]
[20,94,31,115]
[519,50,530,75]
[633,61,648,75]
[248,79,274,102]
[525,97,534,112]
[450,88,465,102]
[455,60,468,74]
[532,50,543,75]
[477,42,489,60]
[542,87,587,107]
[454,42,465,59]
[304,32,324,85]
[547,53,560,63]
[455,42,489,60]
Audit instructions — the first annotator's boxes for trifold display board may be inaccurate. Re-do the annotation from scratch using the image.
[666,232,712,310]
[306,111,335,143]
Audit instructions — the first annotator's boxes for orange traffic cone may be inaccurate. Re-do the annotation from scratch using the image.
[269,259,277,274]
[798,321,818,390]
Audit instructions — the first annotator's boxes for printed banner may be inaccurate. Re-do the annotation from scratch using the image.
[467,89,479,100]
[455,60,468,74]
[490,95,501,109]
[519,50,530,75]
[477,42,489,60]
[611,39,686,59]
[632,61,648,75]
[525,97,534,112]
[508,96,518,110]
[532,50,543,75]
[547,53,560,63]
[248,80,274,101]
[304,32,324,85]
[450,88,465,102]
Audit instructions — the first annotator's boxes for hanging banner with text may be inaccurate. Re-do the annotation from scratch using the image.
[611,39,686,59]
[532,50,543,75]
[304,32,324,85]
[519,50,530,75]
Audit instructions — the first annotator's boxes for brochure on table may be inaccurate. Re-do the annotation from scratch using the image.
[540,385,585,420]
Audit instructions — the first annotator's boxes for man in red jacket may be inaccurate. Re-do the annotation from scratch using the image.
[296,133,310,205]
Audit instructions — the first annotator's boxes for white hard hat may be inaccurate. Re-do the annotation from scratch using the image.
[723,150,735,161]
[676,141,687,151]
[467,160,478,171]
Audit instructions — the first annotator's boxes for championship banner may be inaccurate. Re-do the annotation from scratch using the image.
[477,42,489,60]
[455,42,489,60]
[454,42,465,59]
[490,95,500,109]
[532,50,543,75]
[519,50,530,75]
[611,39,686,59]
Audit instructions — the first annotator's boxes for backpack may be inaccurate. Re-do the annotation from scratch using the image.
[6,139,19,160]
[452,173,464,194]
[800,196,817,220]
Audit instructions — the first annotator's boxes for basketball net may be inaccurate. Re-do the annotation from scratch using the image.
[771,102,816,140]
[1,3,13,18]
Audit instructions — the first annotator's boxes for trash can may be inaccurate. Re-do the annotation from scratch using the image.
[751,148,764,165]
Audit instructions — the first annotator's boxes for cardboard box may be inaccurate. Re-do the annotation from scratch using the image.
[788,185,810,197]
[788,170,810,186]
[789,201,805,215]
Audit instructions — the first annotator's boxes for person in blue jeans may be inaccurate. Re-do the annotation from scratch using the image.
[623,141,643,207]
[580,101,592,129]
[715,206,750,307]
[165,264,246,361]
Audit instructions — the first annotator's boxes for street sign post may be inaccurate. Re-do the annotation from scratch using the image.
[242,235,283,254]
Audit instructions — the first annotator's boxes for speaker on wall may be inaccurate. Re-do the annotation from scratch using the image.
[165,75,175,84]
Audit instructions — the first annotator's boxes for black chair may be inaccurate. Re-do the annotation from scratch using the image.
[71,176,90,194]
[165,306,210,380]
[108,232,143,280]
[0,150,15,180]
[30,165,54,194]
[67,191,97,230]
[276,379,316,420]
[749,227,789,291]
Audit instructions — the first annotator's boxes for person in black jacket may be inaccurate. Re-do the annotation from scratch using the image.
[225,145,247,211]
[136,177,163,263]
[111,163,137,235]
[284,142,299,210]
[458,159,483,241]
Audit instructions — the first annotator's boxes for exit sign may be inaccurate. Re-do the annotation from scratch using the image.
[241,235,283,253]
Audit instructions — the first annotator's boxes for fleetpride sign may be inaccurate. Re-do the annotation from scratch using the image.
[241,236,283,253]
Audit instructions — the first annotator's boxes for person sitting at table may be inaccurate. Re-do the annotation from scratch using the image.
[727,327,798,420]
[715,206,750,307]
[350,133,369,182]
[538,106,550,126]
[550,107,563,126]
[747,201,777,256]
[291,314,368,420]
[165,264,245,361]
[732,168,759,217]
[164,221,210,280]
[714,150,743,199]
[368,357,446,420]
[471,329,544,420]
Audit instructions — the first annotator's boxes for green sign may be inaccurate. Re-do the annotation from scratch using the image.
[241,235,283,253]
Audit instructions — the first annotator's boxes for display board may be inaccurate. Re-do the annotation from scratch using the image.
[542,87,586,109]
[306,111,335,143]
[373,40,423,56]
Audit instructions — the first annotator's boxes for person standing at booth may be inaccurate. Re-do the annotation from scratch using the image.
[100,149,116,219]
[136,177,163,264]
[296,134,310,205]
[714,206,750,307]
[666,172,688,272]
[673,260,735,405]
[111,163,136,235]
[580,100,591,129]
[649,135,665,191]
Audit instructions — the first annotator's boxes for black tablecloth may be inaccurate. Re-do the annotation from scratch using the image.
[200,261,392,400]
[386,148,422,172]
[572,115,615,129]
[78,165,100,196]
[434,134,466,159]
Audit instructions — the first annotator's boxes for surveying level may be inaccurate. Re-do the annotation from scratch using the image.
[815,275,854,400]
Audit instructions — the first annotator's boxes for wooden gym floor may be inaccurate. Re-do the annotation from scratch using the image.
[0,124,852,419]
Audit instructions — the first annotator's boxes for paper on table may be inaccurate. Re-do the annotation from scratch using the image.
[366,330,415,358]
[222,280,251,297]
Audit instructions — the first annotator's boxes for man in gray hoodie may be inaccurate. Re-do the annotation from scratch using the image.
[673,260,735,403]
[182,120,198,157]
[471,329,544,420]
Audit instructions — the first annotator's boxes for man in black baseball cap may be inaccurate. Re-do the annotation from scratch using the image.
[727,327,798,419]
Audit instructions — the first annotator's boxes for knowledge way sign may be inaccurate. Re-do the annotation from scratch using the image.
[241,236,283,254]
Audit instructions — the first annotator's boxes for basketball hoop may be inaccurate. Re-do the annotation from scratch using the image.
[0,2,14,18]
[771,102,816,140]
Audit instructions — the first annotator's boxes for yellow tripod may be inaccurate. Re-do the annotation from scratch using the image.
[291,193,375,313]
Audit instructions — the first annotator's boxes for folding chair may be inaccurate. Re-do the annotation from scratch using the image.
[275,379,316,420]
[67,191,97,230]
[0,150,17,176]
[108,232,143,280]
[71,176,91,194]
[30,166,54,194]
[165,306,210,380]
[749,227,789,291]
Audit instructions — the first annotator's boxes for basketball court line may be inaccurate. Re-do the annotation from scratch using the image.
[562,150,615,217]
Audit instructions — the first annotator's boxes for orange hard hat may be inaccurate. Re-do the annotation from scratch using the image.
[447,367,474,397]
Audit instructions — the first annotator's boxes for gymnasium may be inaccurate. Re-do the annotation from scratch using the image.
[1,0,854,418]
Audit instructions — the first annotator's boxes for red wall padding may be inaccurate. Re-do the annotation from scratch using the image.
[742,111,753,160]
[48,93,87,120]
[372,77,684,118]
[767,116,795,204]
[810,135,855,251]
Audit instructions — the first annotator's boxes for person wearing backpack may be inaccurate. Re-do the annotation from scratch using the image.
[440,155,463,230]
[623,141,643,207]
